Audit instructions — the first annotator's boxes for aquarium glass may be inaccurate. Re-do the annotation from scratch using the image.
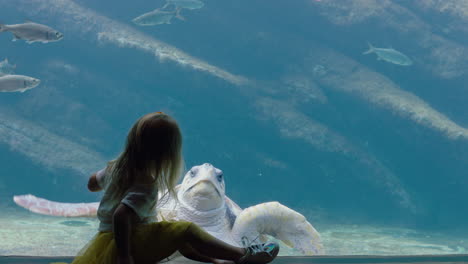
[0,0,467,258]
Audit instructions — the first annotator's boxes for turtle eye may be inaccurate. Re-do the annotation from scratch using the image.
[190,170,196,177]
[217,174,223,182]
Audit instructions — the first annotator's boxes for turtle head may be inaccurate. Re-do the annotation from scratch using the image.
[179,163,225,211]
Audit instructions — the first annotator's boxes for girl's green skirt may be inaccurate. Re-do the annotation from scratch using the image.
[71,221,192,264]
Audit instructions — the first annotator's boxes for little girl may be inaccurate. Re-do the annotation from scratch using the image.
[72,112,279,264]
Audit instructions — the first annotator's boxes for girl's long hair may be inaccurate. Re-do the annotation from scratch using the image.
[105,112,184,202]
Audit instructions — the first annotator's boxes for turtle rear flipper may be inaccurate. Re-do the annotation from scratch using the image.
[231,201,324,255]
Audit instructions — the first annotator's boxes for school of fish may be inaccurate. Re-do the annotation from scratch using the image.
[0,21,64,93]
[0,1,413,95]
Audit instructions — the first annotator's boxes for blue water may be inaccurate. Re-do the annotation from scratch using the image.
[0,0,467,257]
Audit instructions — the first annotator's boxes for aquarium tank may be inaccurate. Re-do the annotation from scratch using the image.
[0,0,467,260]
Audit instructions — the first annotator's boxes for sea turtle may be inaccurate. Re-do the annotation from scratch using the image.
[13,163,324,255]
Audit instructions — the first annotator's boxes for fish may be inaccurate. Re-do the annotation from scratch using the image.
[0,21,63,44]
[132,8,184,26]
[0,74,40,93]
[0,58,16,76]
[363,43,413,66]
[163,0,204,10]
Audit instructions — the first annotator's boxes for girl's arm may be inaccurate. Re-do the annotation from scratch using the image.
[113,203,138,264]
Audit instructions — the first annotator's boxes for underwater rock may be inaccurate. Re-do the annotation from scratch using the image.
[363,43,413,66]
[304,43,468,140]
[0,21,63,43]
[0,75,40,93]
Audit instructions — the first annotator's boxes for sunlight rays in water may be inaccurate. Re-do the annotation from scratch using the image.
[254,97,416,212]
[304,44,468,140]
[2,0,467,142]
[4,0,249,86]
[0,109,105,176]
[313,0,468,79]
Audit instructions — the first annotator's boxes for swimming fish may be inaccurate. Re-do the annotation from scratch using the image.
[0,58,16,76]
[0,75,40,93]
[0,21,63,44]
[363,43,413,66]
[163,0,204,10]
[132,8,184,26]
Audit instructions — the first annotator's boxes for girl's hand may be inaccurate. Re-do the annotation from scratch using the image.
[87,173,102,192]
[117,255,135,264]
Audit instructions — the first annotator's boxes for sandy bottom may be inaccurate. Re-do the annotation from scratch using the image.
[1,206,467,257]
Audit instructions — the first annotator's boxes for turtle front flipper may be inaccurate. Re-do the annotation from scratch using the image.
[231,201,324,255]
[13,194,99,217]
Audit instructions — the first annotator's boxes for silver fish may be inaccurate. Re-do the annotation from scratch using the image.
[0,21,63,44]
[0,58,16,77]
[132,8,184,26]
[164,0,204,10]
[0,75,40,93]
[363,43,412,66]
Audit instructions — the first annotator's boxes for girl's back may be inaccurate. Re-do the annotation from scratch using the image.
[96,166,159,232]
